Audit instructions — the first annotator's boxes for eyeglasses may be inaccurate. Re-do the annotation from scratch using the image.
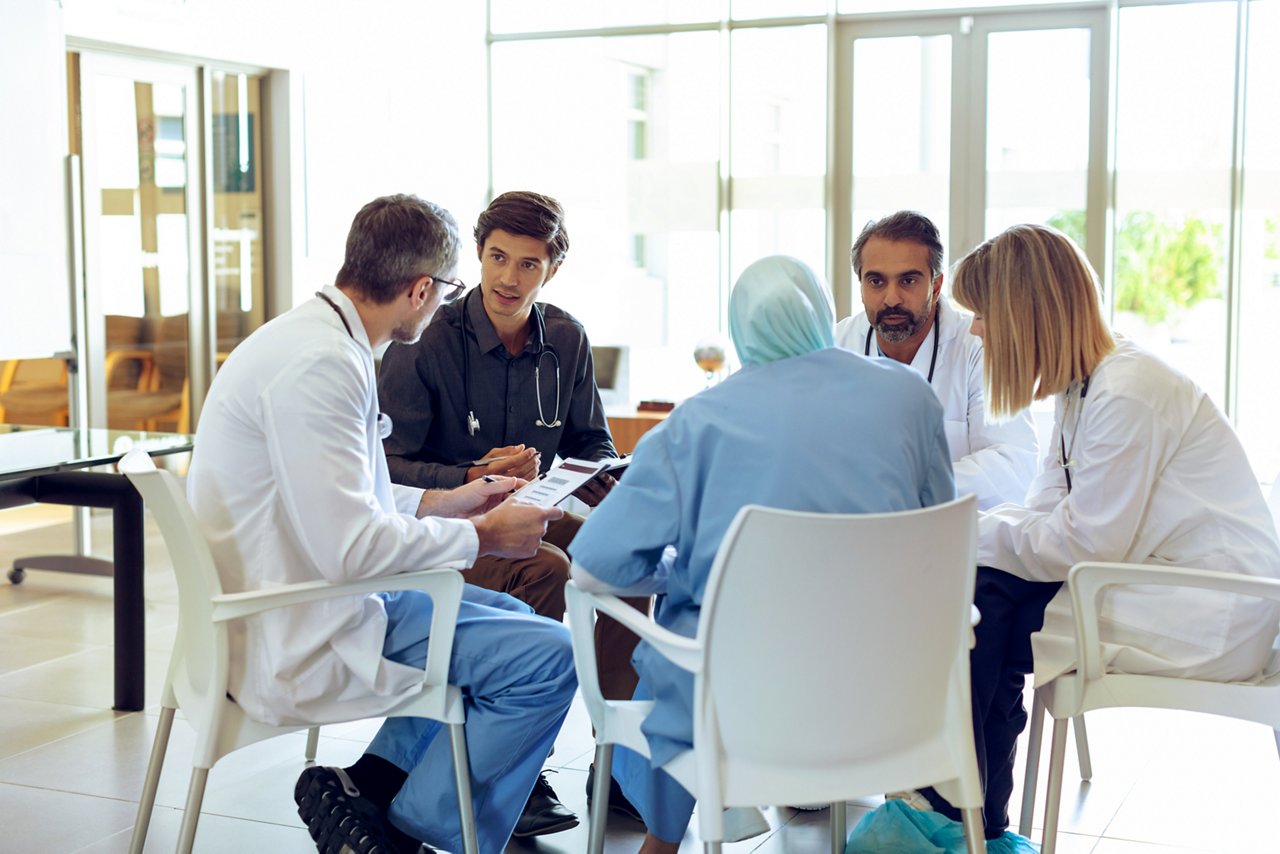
[428,275,466,303]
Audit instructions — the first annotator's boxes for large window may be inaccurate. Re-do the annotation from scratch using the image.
[1111,2,1237,407]
[729,24,828,285]
[491,33,720,402]
[488,1,1276,480]
[1236,0,1280,482]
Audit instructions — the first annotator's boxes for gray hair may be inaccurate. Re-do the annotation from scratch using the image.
[335,194,460,304]
[851,210,945,281]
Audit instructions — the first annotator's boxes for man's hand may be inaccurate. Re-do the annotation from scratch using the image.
[471,500,564,559]
[464,445,541,483]
[570,472,617,507]
[417,475,525,519]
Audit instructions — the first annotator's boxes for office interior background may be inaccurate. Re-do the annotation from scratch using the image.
[1,0,1277,486]
[2,2,1280,853]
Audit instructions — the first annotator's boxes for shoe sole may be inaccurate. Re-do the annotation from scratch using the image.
[295,767,397,854]
[511,816,581,838]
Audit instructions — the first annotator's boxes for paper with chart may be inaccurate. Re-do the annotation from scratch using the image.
[509,456,631,507]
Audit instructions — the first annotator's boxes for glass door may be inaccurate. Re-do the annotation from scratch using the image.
[834,10,1108,316]
[77,53,202,433]
[209,70,268,368]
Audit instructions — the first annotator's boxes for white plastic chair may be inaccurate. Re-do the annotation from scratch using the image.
[1022,560,1280,854]
[119,450,478,854]
[566,495,987,854]
[1021,476,1280,841]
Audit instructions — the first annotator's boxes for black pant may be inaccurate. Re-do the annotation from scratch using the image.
[922,566,1062,839]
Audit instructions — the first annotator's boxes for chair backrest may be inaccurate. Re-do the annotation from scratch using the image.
[696,495,978,807]
[119,449,228,698]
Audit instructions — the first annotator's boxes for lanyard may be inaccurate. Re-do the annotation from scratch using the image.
[317,291,393,439]
[1058,376,1091,493]
[865,303,941,384]
[317,291,355,340]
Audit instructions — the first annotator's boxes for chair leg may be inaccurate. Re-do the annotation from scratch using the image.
[176,766,209,854]
[447,723,479,854]
[1018,689,1045,837]
[959,806,987,854]
[830,801,847,854]
[128,705,176,854]
[703,842,723,854]
[1039,717,1071,854]
[588,743,614,854]
[1072,715,1093,781]
[304,726,320,766]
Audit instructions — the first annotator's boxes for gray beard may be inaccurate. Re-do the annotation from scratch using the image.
[873,315,922,343]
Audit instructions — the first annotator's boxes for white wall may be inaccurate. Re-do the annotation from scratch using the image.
[0,0,71,359]
[55,0,490,309]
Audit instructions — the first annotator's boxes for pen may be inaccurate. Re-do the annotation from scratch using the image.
[453,455,515,468]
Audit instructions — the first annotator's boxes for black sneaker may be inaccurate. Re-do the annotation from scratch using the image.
[295,765,404,854]
[585,763,644,823]
[512,772,579,838]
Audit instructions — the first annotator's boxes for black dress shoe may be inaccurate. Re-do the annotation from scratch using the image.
[513,772,579,838]
[585,763,644,823]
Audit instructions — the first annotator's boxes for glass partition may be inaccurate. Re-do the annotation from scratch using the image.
[209,70,267,363]
[491,32,721,403]
[1111,1,1237,407]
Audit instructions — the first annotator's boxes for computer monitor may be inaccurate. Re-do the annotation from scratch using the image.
[591,345,630,409]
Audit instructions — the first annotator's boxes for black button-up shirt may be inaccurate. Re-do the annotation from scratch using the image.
[378,288,616,488]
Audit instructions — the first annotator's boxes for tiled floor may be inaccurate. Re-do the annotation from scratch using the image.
[1,505,1278,853]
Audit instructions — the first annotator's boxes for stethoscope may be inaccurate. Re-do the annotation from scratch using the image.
[1057,375,1090,493]
[316,291,393,440]
[459,289,562,436]
[865,303,941,384]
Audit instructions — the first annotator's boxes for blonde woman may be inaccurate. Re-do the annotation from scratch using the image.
[911,224,1280,847]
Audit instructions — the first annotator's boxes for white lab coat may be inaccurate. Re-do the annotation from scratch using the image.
[836,298,1038,509]
[188,286,479,726]
[978,338,1280,686]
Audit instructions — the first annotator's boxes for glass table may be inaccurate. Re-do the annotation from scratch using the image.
[0,424,194,710]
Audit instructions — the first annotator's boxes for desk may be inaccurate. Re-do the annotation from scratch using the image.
[607,410,670,455]
[0,425,193,710]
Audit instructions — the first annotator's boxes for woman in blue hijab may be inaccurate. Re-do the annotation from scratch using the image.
[571,255,954,852]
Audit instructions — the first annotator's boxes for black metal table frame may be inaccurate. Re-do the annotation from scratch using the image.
[1,470,146,711]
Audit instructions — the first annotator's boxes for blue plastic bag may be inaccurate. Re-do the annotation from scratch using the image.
[845,801,1039,853]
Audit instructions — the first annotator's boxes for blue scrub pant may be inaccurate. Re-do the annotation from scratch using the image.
[611,679,697,844]
[367,584,577,853]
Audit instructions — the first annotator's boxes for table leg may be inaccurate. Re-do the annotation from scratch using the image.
[29,471,148,711]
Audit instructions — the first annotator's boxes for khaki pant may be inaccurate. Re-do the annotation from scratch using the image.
[463,512,650,701]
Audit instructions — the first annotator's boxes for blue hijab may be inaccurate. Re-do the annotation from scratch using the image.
[729,255,835,366]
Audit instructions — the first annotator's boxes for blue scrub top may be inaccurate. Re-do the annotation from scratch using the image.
[571,346,955,766]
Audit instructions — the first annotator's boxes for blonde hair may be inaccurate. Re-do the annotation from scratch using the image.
[951,224,1115,417]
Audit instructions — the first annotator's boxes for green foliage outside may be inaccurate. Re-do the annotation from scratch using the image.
[1046,209,1224,324]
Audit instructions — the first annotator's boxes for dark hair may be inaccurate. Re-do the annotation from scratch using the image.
[473,191,570,265]
[335,194,459,304]
[850,210,945,281]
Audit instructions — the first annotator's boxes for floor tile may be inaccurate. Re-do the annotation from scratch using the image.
[0,781,138,852]
[0,694,121,762]
[0,643,171,708]
[73,808,319,853]
[0,629,95,675]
